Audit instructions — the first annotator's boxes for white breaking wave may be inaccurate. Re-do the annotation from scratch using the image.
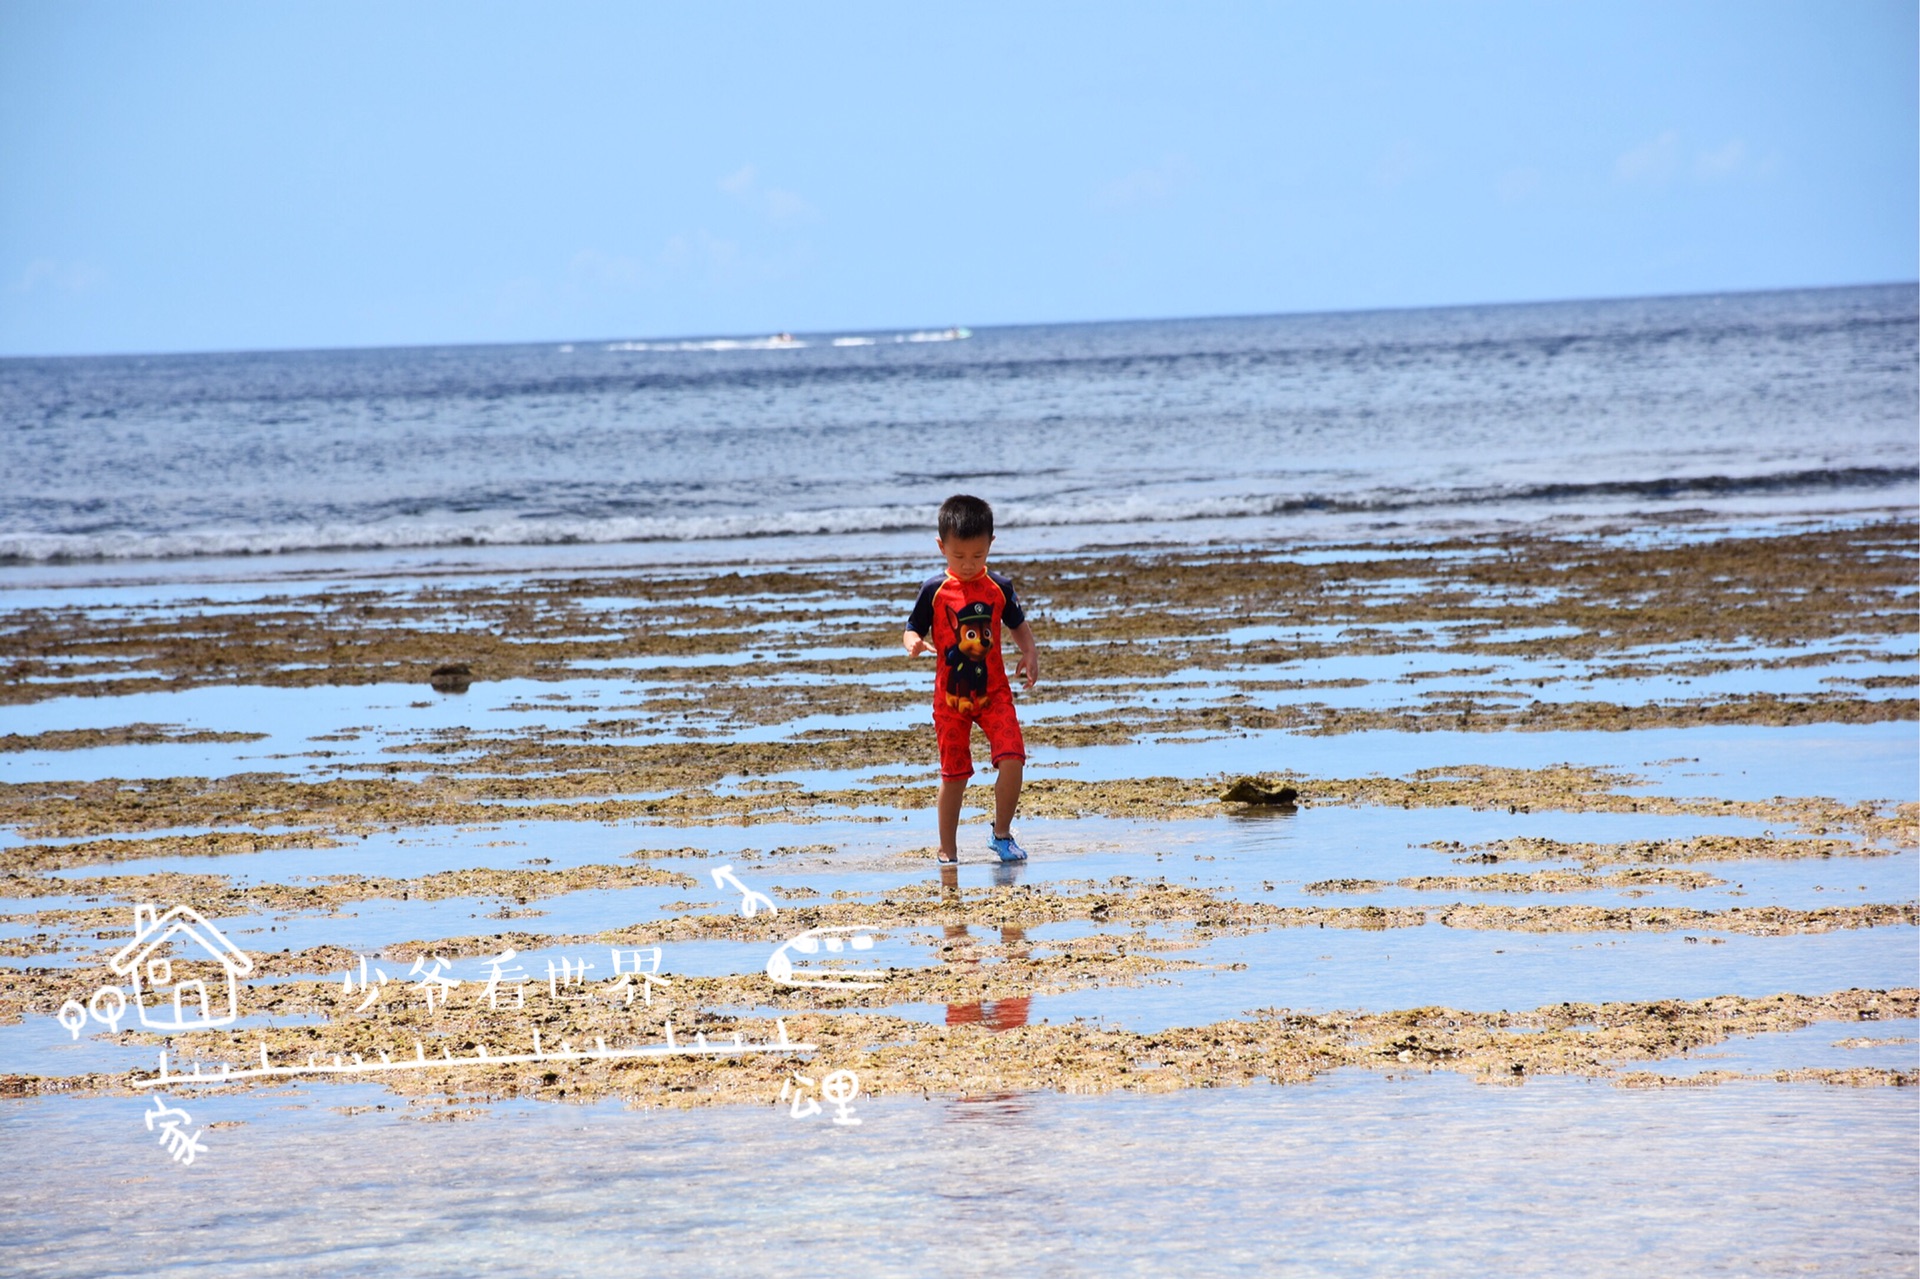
[0,506,927,563]
[0,493,1304,562]
[605,336,809,352]
[2,465,1908,564]
[600,327,969,353]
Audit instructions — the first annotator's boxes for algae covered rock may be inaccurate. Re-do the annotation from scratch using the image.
[1221,777,1299,806]
[429,662,474,692]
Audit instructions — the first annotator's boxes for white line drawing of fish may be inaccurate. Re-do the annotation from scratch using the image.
[712,864,778,918]
[767,925,888,990]
[133,1019,813,1089]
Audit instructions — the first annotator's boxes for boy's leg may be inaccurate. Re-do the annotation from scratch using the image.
[980,698,1028,841]
[932,712,974,862]
[992,756,1023,839]
[936,775,966,860]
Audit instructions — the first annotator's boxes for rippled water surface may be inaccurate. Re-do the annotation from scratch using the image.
[5,1072,1914,1278]
[2,285,1913,564]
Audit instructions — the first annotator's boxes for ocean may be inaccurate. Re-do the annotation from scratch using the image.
[2,284,1914,571]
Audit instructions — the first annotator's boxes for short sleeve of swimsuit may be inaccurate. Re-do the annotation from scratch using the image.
[991,571,1026,631]
[906,573,944,637]
[906,571,1025,634]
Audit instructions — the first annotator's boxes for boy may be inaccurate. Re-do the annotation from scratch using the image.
[902,494,1040,864]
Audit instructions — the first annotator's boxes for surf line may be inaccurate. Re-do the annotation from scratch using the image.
[132,1019,815,1089]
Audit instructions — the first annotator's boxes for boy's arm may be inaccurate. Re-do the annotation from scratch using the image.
[1009,620,1039,689]
[904,576,940,657]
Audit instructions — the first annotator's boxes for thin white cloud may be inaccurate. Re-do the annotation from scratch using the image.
[11,258,105,295]
[1614,130,1681,184]
[1695,139,1780,182]
[491,273,544,318]
[1497,167,1542,203]
[718,165,817,222]
[569,248,650,287]
[1615,133,1777,187]
[761,187,814,222]
[545,233,752,304]
[557,188,815,309]
[661,229,743,275]
[13,259,57,292]
[1094,154,1194,210]
[1693,139,1747,180]
[1374,140,1427,191]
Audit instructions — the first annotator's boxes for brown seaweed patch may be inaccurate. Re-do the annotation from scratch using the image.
[1614,1068,1916,1088]
[1433,901,1916,935]
[2,763,1908,853]
[302,886,1434,962]
[4,988,1911,1106]
[1284,692,1916,735]
[312,727,1917,840]
[0,879,1426,1013]
[1306,867,1725,894]
[0,862,700,923]
[3,519,1912,726]
[2,830,346,873]
[1220,777,1299,805]
[1424,832,1904,866]
[0,724,268,753]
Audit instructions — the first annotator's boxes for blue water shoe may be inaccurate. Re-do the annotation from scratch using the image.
[988,833,1028,862]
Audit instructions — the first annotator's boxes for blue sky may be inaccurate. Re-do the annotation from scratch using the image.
[2,1,1914,356]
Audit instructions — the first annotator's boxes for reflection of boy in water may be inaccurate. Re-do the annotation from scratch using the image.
[939,913,1032,1031]
[946,994,1032,1031]
[902,495,1041,865]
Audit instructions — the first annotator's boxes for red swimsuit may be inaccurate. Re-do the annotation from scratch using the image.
[906,569,1028,780]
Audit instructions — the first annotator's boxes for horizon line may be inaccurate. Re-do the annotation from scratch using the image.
[3,277,1913,364]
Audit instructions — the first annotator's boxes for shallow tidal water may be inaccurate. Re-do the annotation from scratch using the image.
[4,1071,1914,1278]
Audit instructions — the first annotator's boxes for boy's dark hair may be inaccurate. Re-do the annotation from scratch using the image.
[938,494,994,542]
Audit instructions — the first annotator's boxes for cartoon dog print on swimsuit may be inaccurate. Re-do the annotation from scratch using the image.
[907,567,1025,720]
[943,601,994,716]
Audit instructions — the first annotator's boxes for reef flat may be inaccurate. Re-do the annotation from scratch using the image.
[1,512,1914,1109]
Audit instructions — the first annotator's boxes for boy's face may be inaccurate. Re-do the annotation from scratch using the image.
[938,533,992,581]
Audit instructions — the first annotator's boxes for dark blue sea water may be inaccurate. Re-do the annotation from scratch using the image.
[1,285,1913,568]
